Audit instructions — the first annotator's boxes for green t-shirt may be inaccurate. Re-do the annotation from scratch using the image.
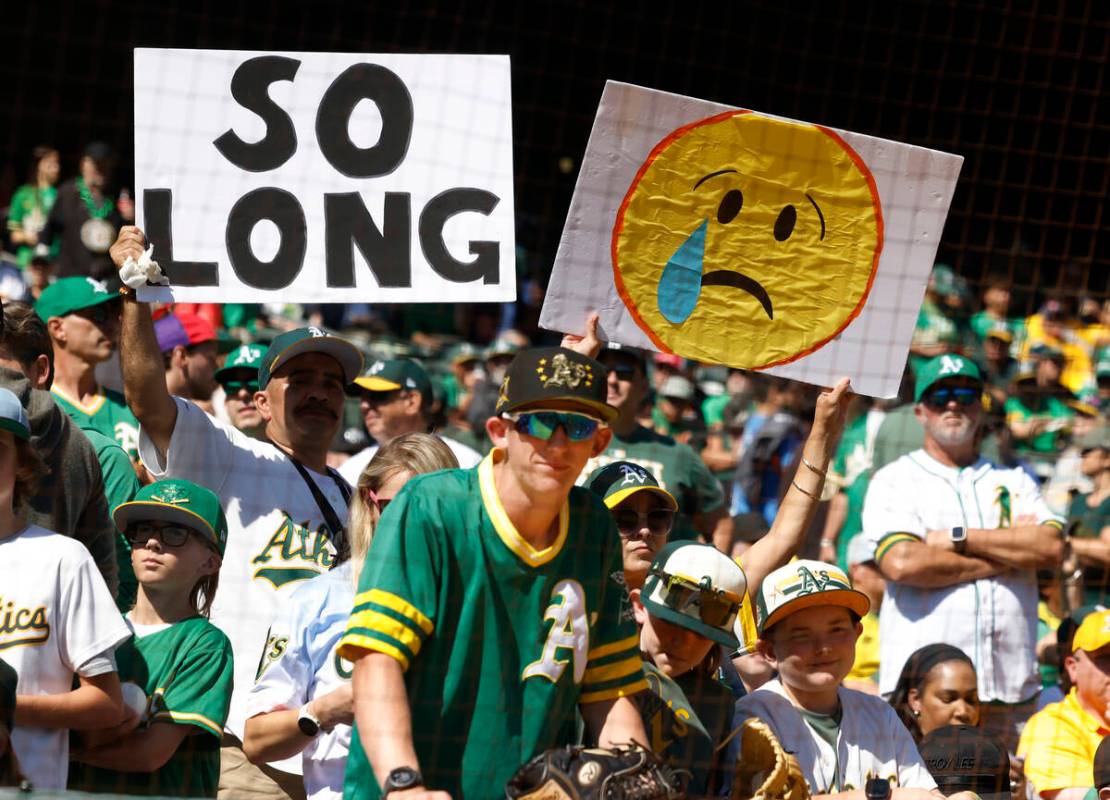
[970,311,1023,344]
[583,425,726,542]
[68,616,233,797]
[52,385,141,461]
[83,427,141,611]
[799,705,844,791]
[639,662,734,795]
[6,182,58,268]
[1004,395,1074,454]
[1069,492,1110,603]
[339,456,647,800]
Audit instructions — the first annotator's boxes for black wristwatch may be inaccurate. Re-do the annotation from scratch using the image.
[383,767,423,795]
[296,703,320,737]
[950,525,967,554]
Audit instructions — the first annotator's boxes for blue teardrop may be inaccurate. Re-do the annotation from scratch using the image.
[657,219,707,324]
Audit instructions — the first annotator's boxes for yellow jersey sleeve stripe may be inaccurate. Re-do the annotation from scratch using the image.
[151,710,224,737]
[352,588,434,635]
[583,655,643,686]
[874,532,918,564]
[346,609,427,657]
[588,633,640,661]
[1042,519,1064,530]
[579,678,650,705]
[336,634,412,671]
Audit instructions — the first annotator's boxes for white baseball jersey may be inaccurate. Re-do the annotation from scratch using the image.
[732,679,936,794]
[338,434,481,485]
[862,449,1063,702]
[1,525,131,789]
[139,398,350,773]
[246,563,354,800]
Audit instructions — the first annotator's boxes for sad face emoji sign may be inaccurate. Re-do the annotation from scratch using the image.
[612,111,883,369]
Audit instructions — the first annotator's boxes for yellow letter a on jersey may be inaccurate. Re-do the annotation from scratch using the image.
[522,579,589,684]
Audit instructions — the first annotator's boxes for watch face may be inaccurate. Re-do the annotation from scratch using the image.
[297,715,320,737]
[387,767,422,791]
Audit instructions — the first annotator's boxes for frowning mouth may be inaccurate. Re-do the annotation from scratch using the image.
[701,270,774,319]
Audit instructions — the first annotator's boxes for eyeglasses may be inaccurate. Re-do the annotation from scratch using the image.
[362,486,392,514]
[502,411,603,442]
[649,568,743,628]
[614,508,675,537]
[221,380,259,395]
[923,386,980,411]
[608,363,638,381]
[127,522,198,549]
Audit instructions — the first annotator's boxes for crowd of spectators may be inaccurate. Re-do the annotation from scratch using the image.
[1,141,1109,800]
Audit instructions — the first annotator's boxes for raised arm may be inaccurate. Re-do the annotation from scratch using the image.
[108,226,177,455]
[741,378,852,598]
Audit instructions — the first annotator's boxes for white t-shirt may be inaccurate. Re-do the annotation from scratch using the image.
[338,434,481,484]
[246,563,355,800]
[139,397,350,772]
[2,525,130,790]
[862,449,1063,702]
[732,679,936,795]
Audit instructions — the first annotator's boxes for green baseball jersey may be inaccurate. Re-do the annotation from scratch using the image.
[970,311,1023,344]
[52,385,140,461]
[83,427,141,611]
[7,182,58,267]
[69,616,233,797]
[338,454,647,800]
[1004,395,1074,454]
[582,425,726,541]
[639,662,734,795]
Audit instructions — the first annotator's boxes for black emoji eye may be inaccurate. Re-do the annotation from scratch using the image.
[717,189,743,224]
[774,205,797,241]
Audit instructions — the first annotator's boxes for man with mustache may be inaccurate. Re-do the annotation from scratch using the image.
[109,226,363,800]
[862,354,1064,751]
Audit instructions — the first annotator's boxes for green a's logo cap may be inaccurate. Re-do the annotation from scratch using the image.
[113,479,228,556]
[35,276,118,321]
[914,354,983,402]
[258,327,363,390]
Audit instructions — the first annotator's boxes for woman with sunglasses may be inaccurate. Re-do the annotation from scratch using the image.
[631,541,748,795]
[243,433,457,800]
[69,478,232,797]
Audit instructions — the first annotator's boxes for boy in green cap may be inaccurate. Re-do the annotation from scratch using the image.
[70,478,234,798]
[36,275,140,459]
[214,344,266,439]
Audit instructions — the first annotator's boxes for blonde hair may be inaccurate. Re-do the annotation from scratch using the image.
[347,433,459,586]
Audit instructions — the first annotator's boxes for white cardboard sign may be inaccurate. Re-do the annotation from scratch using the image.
[539,81,964,398]
[134,48,515,304]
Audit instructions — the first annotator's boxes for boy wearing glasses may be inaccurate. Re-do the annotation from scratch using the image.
[70,478,233,797]
[36,276,140,459]
[337,346,649,800]
[862,354,1064,749]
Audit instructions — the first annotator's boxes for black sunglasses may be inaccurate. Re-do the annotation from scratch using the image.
[924,386,980,411]
[614,508,675,537]
[73,304,116,326]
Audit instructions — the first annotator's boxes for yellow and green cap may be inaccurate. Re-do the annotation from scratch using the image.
[587,461,677,511]
[354,357,433,397]
[35,276,118,321]
[1072,609,1110,654]
[113,479,228,556]
[642,541,747,648]
[756,559,870,634]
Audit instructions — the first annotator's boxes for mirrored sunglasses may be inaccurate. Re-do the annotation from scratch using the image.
[221,379,259,394]
[502,410,602,442]
[650,568,743,628]
[924,386,980,410]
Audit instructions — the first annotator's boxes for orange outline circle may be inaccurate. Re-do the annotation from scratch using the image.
[610,110,884,370]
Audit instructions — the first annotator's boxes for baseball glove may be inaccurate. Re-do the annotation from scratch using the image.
[506,744,689,800]
[729,719,809,800]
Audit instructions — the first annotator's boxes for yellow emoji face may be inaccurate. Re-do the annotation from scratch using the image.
[612,111,883,369]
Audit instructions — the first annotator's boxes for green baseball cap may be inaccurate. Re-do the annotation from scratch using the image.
[215,344,267,383]
[354,358,433,397]
[0,387,30,441]
[35,276,118,321]
[756,559,870,634]
[914,354,983,402]
[447,342,483,367]
[485,337,522,360]
[258,327,363,390]
[642,541,748,648]
[587,461,677,511]
[113,479,228,556]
